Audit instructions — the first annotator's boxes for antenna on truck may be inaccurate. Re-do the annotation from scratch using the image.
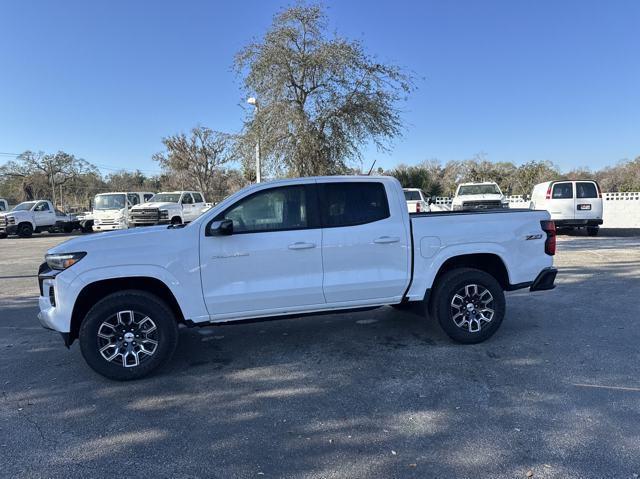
[366,160,377,176]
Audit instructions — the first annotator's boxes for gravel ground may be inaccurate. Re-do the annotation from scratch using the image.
[1,230,639,478]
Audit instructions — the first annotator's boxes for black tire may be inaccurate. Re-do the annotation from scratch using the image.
[17,223,33,238]
[79,290,179,380]
[587,226,599,236]
[431,268,505,344]
[81,223,94,233]
[0,232,6,239]
[63,223,74,233]
[170,217,182,225]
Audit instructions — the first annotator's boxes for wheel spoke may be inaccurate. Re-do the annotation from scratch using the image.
[98,311,158,367]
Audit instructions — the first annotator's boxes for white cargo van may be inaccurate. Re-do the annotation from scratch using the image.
[530,180,603,235]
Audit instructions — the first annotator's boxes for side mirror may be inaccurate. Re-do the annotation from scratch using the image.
[428,197,434,205]
[207,219,233,236]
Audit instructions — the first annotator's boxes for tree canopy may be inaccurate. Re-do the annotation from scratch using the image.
[235,3,414,177]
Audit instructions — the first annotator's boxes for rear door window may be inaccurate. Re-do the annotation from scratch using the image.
[552,183,573,199]
[319,182,390,227]
[576,182,598,199]
[192,193,204,203]
[181,193,194,204]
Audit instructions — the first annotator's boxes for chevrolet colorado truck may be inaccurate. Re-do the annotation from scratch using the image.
[128,191,207,227]
[0,200,80,238]
[37,176,557,380]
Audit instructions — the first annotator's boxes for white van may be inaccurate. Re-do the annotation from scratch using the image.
[530,180,603,235]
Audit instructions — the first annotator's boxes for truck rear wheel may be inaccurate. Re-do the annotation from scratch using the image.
[431,268,505,344]
[587,226,599,236]
[79,290,179,380]
[17,223,33,238]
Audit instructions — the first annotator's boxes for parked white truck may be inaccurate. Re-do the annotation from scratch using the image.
[92,192,155,232]
[452,182,509,211]
[128,191,207,226]
[0,200,79,238]
[403,188,431,213]
[37,176,557,380]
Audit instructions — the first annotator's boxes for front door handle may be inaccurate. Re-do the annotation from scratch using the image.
[288,242,316,250]
[374,236,400,244]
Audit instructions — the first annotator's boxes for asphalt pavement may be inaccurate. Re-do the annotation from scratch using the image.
[1,230,639,478]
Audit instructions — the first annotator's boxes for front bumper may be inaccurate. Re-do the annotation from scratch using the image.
[0,224,17,235]
[530,267,557,291]
[37,263,76,340]
[554,219,603,227]
[94,223,127,231]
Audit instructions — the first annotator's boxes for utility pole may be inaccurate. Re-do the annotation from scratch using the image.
[247,97,261,183]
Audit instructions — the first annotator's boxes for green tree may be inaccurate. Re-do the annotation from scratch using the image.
[235,3,414,177]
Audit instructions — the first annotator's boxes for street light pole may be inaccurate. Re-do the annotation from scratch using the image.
[247,97,261,183]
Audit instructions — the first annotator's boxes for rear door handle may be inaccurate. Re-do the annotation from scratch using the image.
[288,242,316,250]
[374,236,400,244]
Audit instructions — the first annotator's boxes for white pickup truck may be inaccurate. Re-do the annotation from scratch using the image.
[451,182,509,211]
[128,191,207,226]
[37,176,557,380]
[92,191,155,231]
[0,200,79,238]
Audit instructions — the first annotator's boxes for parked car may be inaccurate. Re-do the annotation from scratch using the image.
[529,180,603,236]
[92,192,155,232]
[0,198,8,212]
[37,176,557,380]
[403,188,431,213]
[451,182,508,211]
[0,200,80,238]
[128,191,207,227]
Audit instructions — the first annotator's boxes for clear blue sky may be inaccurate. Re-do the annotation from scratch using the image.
[1,0,638,175]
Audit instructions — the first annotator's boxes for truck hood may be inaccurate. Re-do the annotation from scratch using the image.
[47,224,172,255]
[131,202,179,210]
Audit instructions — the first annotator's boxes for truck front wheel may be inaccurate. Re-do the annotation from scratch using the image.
[17,223,33,238]
[431,268,505,344]
[79,290,179,380]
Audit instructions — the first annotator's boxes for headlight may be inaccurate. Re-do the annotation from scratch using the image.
[160,210,169,219]
[45,252,86,270]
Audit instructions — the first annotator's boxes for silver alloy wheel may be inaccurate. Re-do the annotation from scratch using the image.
[450,284,495,333]
[97,310,159,367]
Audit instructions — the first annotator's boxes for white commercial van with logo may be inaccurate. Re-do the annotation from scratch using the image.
[530,180,603,235]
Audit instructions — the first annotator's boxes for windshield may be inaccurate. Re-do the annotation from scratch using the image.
[12,201,36,211]
[149,193,181,203]
[404,190,422,201]
[94,194,126,210]
[458,184,501,195]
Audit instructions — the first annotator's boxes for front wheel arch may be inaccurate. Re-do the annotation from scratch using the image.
[70,277,185,346]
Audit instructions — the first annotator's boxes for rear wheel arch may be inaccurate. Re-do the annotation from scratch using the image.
[431,253,510,295]
[69,277,185,345]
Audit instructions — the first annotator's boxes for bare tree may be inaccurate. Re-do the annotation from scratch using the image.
[153,127,239,200]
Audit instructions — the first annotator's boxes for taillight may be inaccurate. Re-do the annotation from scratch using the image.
[416,202,421,213]
[545,185,552,200]
[540,220,556,256]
